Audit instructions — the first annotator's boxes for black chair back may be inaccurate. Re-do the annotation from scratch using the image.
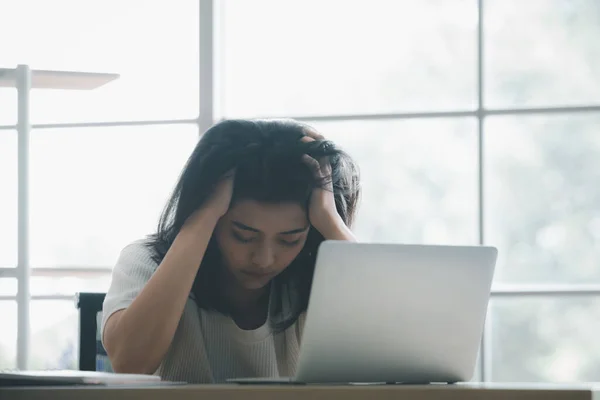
[75,292,112,371]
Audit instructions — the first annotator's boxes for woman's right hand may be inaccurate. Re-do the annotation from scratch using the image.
[181,170,234,236]
[203,170,236,219]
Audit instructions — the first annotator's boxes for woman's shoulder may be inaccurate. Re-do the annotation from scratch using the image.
[113,237,160,273]
[120,237,155,256]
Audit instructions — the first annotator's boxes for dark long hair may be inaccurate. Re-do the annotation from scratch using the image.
[146,119,361,332]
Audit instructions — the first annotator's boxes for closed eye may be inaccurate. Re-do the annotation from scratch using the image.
[232,231,256,243]
[279,237,302,247]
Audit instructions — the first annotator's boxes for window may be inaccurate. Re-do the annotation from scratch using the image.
[29,300,79,370]
[1,0,201,369]
[490,297,600,382]
[219,0,477,117]
[0,131,17,268]
[3,0,600,379]
[30,125,198,267]
[485,115,600,284]
[310,118,478,245]
[0,89,17,125]
[484,0,600,108]
[1,0,199,124]
[0,301,17,369]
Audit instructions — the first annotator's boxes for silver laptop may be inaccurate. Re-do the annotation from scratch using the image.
[230,241,497,385]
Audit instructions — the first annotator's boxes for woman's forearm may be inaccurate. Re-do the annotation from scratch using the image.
[103,209,220,374]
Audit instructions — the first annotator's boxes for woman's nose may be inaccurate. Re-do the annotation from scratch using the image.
[251,243,275,269]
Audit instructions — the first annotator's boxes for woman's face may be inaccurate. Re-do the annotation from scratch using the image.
[214,199,310,290]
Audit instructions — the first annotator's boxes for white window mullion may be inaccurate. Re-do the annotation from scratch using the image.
[199,0,215,134]
[16,64,32,370]
[476,0,490,382]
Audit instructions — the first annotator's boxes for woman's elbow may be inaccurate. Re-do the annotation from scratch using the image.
[109,354,158,376]
[103,318,158,375]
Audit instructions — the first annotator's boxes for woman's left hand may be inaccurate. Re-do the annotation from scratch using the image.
[301,132,356,241]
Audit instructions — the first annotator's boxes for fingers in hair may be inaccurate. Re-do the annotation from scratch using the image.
[303,127,325,141]
[302,154,323,177]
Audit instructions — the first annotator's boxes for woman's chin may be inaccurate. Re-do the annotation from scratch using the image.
[236,273,273,290]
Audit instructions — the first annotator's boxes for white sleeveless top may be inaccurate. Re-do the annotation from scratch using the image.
[100,239,305,383]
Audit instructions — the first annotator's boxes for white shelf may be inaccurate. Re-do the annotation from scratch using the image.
[0,67,119,90]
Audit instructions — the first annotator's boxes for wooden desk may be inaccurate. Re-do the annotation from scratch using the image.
[1,383,599,400]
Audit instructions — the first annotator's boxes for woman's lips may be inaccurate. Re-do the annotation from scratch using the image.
[240,269,272,279]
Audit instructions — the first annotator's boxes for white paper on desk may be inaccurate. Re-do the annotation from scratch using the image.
[0,370,162,386]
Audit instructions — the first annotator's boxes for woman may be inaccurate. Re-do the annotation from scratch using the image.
[101,118,361,383]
